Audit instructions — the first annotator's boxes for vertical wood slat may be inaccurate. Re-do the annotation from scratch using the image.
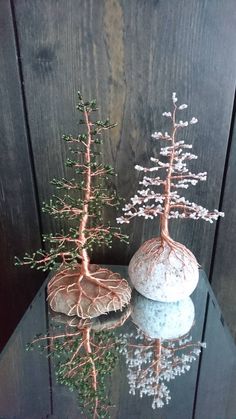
[1,0,236,350]
[0,0,44,350]
[13,0,236,275]
[211,96,236,341]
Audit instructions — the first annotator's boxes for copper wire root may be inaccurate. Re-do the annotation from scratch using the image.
[47,264,131,318]
[132,236,198,275]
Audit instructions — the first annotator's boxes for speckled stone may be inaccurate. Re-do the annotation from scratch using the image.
[131,290,195,339]
[128,238,199,302]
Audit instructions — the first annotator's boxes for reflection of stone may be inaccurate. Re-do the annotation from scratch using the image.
[49,304,131,332]
[128,238,199,302]
[131,290,195,339]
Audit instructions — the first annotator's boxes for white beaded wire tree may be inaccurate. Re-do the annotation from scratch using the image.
[117,92,224,301]
[117,92,224,258]
[117,92,224,245]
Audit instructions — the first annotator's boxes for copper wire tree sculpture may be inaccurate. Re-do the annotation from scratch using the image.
[117,92,224,301]
[16,92,131,317]
[119,329,205,409]
[28,308,131,419]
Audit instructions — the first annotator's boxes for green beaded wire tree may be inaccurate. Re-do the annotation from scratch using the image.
[16,92,131,318]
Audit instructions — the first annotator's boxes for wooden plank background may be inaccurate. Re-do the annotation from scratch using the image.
[0,0,45,350]
[0,0,236,347]
[211,101,236,341]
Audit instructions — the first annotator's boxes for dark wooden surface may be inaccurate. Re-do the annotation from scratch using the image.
[0,267,235,419]
[0,0,45,351]
[211,102,236,342]
[13,0,236,271]
[1,0,236,350]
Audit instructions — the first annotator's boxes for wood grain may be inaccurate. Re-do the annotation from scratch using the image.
[211,100,236,341]
[12,0,236,276]
[0,0,44,350]
[0,0,235,349]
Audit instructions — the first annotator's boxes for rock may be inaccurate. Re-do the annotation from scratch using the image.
[128,237,199,302]
[47,264,131,318]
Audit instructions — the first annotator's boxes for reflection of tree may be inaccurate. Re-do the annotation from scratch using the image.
[119,329,206,409]
[28,308,130,418]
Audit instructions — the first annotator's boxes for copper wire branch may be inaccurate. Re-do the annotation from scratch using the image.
[117,93,224,247]
[29,308,131,418]
[78,109,92,277]
[160,104,178,240]
[121,328,205,408]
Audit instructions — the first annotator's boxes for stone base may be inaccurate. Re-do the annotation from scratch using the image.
[47,264,131,318]
[128,238,199,302]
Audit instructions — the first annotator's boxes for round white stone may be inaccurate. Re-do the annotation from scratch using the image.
[131,291,195,339]
[128,238,199,302]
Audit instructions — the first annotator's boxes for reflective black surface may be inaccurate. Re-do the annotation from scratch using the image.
[0,266,236,419]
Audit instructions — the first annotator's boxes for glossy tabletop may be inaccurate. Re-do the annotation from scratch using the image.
[0,266,236,419]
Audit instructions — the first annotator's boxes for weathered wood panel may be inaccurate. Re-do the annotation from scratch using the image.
[211,101,236,341]
[13,0,236,275]
[0,0,44,350]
